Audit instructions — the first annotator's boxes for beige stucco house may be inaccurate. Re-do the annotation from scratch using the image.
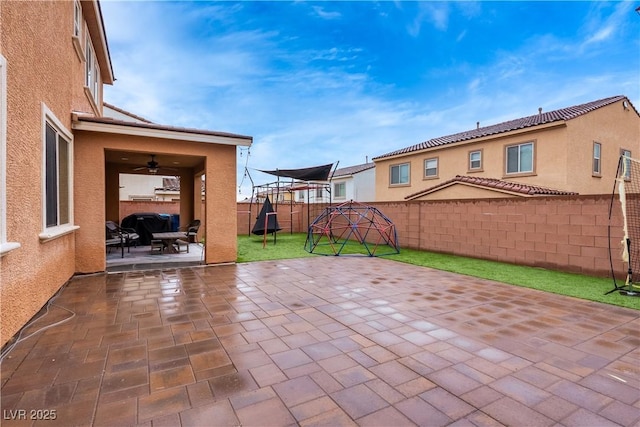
[0,1,251,347]
[373,96,640,201]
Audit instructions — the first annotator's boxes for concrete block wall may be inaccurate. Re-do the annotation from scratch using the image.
[119,195,624,278]
[366,195,624,278]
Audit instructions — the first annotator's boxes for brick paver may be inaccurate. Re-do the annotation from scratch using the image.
[1,257,638,426]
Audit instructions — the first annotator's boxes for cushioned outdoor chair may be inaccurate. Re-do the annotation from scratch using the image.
[173,239,189,253]
[179,219,201,244]
[106,221,140,256]
[106,234,124,258]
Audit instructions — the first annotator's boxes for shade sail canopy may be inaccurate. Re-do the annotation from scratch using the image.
[258,163,334,181]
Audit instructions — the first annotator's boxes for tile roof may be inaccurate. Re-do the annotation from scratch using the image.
[74,114,253,141]
[332,162,375,178]
[103,102,154,123]
[155,177,206,193]
[375,95,630,160]
[405,175,579,200]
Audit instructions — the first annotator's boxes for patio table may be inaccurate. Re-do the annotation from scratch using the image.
[151,231,188,254]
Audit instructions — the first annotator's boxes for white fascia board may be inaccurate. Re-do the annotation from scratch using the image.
[72,120,252,147]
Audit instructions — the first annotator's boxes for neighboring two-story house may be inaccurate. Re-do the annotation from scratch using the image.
[331,162,376,202]
[1,1,251,347]
[373,96,640,201]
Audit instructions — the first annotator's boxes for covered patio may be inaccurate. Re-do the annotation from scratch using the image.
[1,257,638,426]
[72,114,252,273]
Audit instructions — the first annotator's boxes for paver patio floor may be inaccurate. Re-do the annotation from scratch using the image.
[1,257,639,426]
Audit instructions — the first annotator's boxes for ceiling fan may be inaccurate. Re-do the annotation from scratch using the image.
[132,154,177,175]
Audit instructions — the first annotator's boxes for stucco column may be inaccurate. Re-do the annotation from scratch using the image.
[204,147,237,263]
[74,138,108,273]
[179,170,195,229]
[105,165,120,222]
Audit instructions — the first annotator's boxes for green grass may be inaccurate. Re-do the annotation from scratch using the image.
[237,233,640,310]
[237,233,315,263]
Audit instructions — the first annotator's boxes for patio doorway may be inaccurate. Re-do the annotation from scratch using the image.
[104,150,205,271]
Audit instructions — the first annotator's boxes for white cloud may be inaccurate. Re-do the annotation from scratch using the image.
[100,1,640,202]
[311,5,342,20]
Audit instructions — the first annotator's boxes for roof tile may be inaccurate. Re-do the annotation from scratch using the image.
[405,175,578,200]
[375,95,629,160]
[332,162,375,178]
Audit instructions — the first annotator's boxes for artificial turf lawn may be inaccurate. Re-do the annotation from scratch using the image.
[237,233,640,310]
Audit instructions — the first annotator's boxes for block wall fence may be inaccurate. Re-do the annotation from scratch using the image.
[120,195,626,279]
[236,195,625,279]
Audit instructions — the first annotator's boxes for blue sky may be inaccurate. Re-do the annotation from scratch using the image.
[100,1,640,199]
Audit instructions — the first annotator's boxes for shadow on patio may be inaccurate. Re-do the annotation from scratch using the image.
[106,243,204,272]
[1,257,638,426]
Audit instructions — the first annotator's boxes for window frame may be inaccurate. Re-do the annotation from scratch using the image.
[390,162,410,186]
[621,148,632,181]
[423,157,438,179]
[39,103,78,241]
[468,149,483,172]
[0,55,20,255]
[592,141,602,177]
[71,0,84,60]
[505,141,535,175]
[334,181,346,199]
[84,30,101,111]
[73,0,82,37]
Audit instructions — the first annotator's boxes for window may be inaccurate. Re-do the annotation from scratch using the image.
[42,104,74,237]
[621,149,632,180]
[334,182,346,198]
[469,150,482,171]
[390,163,410,185]
[73,0,82,38]
[424,158,438,178]
[315,187,324,199]
[84,34,101,107]
[506,142,534,174]
[593,142,601,176]
[0,55,19,255]
[72,0,84,60]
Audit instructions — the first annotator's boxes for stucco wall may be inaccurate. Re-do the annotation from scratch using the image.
[1,1,95,346]
[566,101,640,189]
[73,132,239,272]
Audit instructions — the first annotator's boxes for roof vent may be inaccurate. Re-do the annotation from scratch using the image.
[538,107,543,115]
[476,121,480,129]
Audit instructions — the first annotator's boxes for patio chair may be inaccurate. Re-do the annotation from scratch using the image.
[150,239,165,254]
[179,219,201,244]
[106,234,124,258]
[173,239,189,253]
[106,221,140,255]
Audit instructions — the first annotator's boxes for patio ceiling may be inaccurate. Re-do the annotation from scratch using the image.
[105,150,205,174]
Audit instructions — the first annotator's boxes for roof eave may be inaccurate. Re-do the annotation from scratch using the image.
[83,0,115,85]
[405,181,541,200]
[375,121,567,162]
[71,115,252,147]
